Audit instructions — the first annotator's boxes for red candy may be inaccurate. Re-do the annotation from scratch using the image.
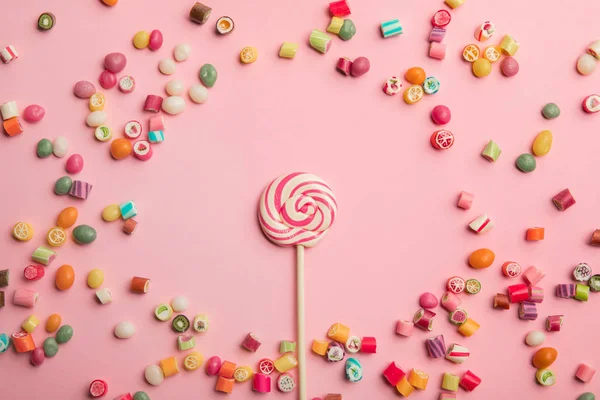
[258,358,275,375]
[24,265,45,281]
[329,0,351,16]
[383,362,406,386]
[552,188,576,211]
[113,394,132,400]
[430,130,455,150]
[507,283,530,303]
[148,30,163,51]
[447,276,465,294]
[432,10,451,27]
[459,370,481,391]
[89,380,108,397]
[336,57,352,76]
[431,105,451,125]
[361,336,377,353]
[502,261,522,278]
[99,70,117,89]
[66,153,84,174]
[144,95,163,113]
[253,373,271,393]
[419,292,438,308]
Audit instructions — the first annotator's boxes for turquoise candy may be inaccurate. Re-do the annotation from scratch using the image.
[339,19,356,41]
[0,333,10,353]
[345,357,363,382]
[36,139,53,158]
[577,393,595,400]
[133,392,151,400]
[43,337,59,357]
[542,103,560,119]
[54,176,73,195]
[199,64,217,88]
[55,325,73,344]
[73,225,97,244]
[516,153,536,172]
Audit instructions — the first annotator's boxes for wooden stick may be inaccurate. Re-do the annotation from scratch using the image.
[297,245,306,400]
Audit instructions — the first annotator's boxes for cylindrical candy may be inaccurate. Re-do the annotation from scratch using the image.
[528,286,544,303]
[345,358,362,382]
[12,331,35,352]
[3,117,23,136]
[380,19,403,38]
[502,261,522,278]
[96,288,112,304]
[383,362,406,386]
[13,289,39,308]
[449,308,468,325]
[24,265,44,281]
[430,130,454,150]
[329,0,350,16]
[469,214,493,234]
[395,320,414,337]
[253,373,271,393]
[22,315,40,333]
[431,9,451,27]
[575,363,596,383]
[119,201,137,220]
[395,376,414,396]
[89,380,108,397]
[215,376,234,394]
[131,277,150,293]
[447,276,466,294]
[442,373,460,392]
[575,284,590,301]
[474,21,495,41]
[441,291,461,311]
[32,246,56,265]
[519,301,538,320]
[133,141,153,161]
[413,308,435,331]
[0,101,18,120]
[426,335,446,358]
[241,332,262,352]
[123,219,138,234]
[493,293,510,310]
[499,34,519,56]
[590,274,600,292]
[536,369,556,386]
[458,318,479,337]
[429,42,446,60]
[573,262,592,282]
[160,356,180,377]
[309,30,332,54]
[583,94,600,113]
[279,42,298,59]
[327,16,343,34]
[118,76,135,93]
[526,227,545,240]
[326,342,345,362]
[148,130,164,143]
[336,57,352,76]
[190,2,212,23]
[429,27,446,42]
[552,188,576,211]
[94,126,112,142]
[144,95,163,112]
[482,140,501,162]
[361,336,376,353]
[555,284,575,298]
[457,191,474,210]
[523,266,545,285]
[460,370,481,391]
[407,369,429,390]
[327,323,350,343]
[545,315,563,332]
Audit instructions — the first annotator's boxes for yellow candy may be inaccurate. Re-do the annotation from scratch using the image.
[445,0,465,8]
[279,42,299,59]
[240,46,258,64]
[274,354,298,373]
[183,351,204,371]
[327,17,344,34]
[234,365,254,382]
[403,85,424,105]
[133,31,150,49]
[87,269,104,289]
[472,58,492,77]
[532,130,553,156]
[89,93,105,112]
[102,204,122,222]
[499,34,519,56]
[13,222,34,241]
[22,315,40,333]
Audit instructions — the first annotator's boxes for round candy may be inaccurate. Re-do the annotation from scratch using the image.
[339,19,356,41]
[149,30,163,51]
[89,380,108,397]
[430,130,454,150]
[118,76,135,93]
[216,17,235,34]
[87,269,104,289]
[13,222,33,241]
[74,80,96,98]
[432,9,451,27]
[382,77,402,95]
[102,204,121,221]
[350,57,370,77]
[53,136,68,157]
[66,153,84,174]
[174,43,191,61]
[171,296,189,312]
[465,279,481,294]
[114,321,136,339]
[462,44,480,62]
[124,120,142,139]
[133,31,150,49]
[501,57,519,77]
[573,263,592,281]
[206,356,222,376]
[166,79,185,96]
[30,347,45,366]
[240,46,258,64]
[95,126,112,142]
[419,292,438,308]
[431,105,451,125]
[542,103,560,119]
[525,331,546,347]
[56,264,75,290]
[577,53,597,75]
[24,265,45,281]
[468,248,495,269]
[89,93,106,111]
[99,70,117,89]
[502,261,521,278]
[422,76,440,94]
[536,369,556,386]
[37,12,55,30]
[23,105,45,123]
[56,325,73,344]
[73,225,97,244]
[154,304,173,321]
[57,207,78,229]
[199,64,217,88]
[145,365,164,386]
[516,153,536,172]
[162,96,186,115]
[47,226,66,247]
[404,85,424,104]
[102,0,118,5]
[37,138,53,158]
[86,111,107,127]
[189,84,209,103]
[405,67,426,84]
[532,347,558,369]
[578,393,595,400]
[104,52,127,73]
[172,315,190,332]
[159,59,176,75]
[46,314,62,332]
[54,176,73,195]
[472,58,492,77]
[532,130,553,156]
[111,138,133,159]
[43,337,59,357]
[133,392,150,400]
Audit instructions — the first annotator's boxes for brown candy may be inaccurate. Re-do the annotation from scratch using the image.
[0,269,8,287]
[591,229,600,246]
[190,2,212,24]
[123,219,138,235]
[0,291,4,307]
[493,293,510,310]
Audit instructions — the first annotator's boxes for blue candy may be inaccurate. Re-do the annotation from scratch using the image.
[345,357,363,382]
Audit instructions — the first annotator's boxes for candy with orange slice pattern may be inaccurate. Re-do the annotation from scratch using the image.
[240,46,258,64]
[430,130,455,150]
[462,44,480,62]
[13,222,34,241]
[89,93,105,112]
[403,85,424,105]
[484,46,501,62]
[47,227,66,247]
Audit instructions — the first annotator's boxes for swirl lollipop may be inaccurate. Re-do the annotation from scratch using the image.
[259,172,337,400]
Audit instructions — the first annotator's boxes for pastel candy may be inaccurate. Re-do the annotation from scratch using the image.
[53,136,68,157]
[23,105,45,123]
[339,19,356,41]
[148,130,164,143]
[69,180,92,199]
[119,201,137,219]
[54,176,73,195]
[55,325,73,344]
[199,64,217,88]
[73,225,97,244]
[43,337,59,357]
[345,358,363,382]
[381,19,403,37]
[0,333,10,353]
[37,139,53,158]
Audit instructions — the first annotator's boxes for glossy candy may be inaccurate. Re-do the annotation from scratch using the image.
[144,95,163,112]
[577,394,595,400]
[408,369,429,390]
[469,214,493,234]
[86,111,107,127]
[526,331,546,346]
[172,315,190,332]
[327,16,343,34]
[472,58,492,77]
[216,16,234,34]
[189,84,209,103]
[279,42,298,59]
[174,43,191,61]
[145,365,164,386]
[326,342,345,362]
[426,335,446,358]
[56,265,75,290]
[381,19,402,38]
[199,64,217,87]
[154,304,172,321]
[336,57,352,76]
[38,12,55,30]
[450,309,468,325]
[395,376,414,396]
[460,370,481,391]
[309,30,332,54]
[419,292,438,308]
[165,79,184,96]
[74,81,96,98]
[24,265,44,281]
[576,363,596,383]
[501,57,519,76]
[414,308,436,331]
[519,301,538,320]
[104,53,126,73]
[542,103,560,119]
[429,27,446,42]
[583,94,600,112]
[493,293,510,309]
[533,347,558,369]
[111,138,132,159]
[31,347,45,366]
[442,373,460,392]
[99,70,117,89]
[66,154,84,174]
[162,96,185,115]
[206,356,222,376]
[53,136,68,157]
[22,315,40,333]
[577,53,597,75]
[429,42,446,60]
[133,31,150,49]
[253,373,271,393]
[431,10,451,27]
[87,269,104,289]
[23,105,45,123]
[553,188,576,211]
[532,130,553,156]
[431,105,451,125]
[183,351,204,371]
[339,19,356,41]
[89,380,108,397]
[159,59,176,75]
[350,57,370,77]
[458,318,480,337]
[114,321,135,338]
[526,227,545,241]
[482,140,501,161]
[329,0,350,16]
[468,248,495,268]
[190,2,212,24]
[516,153,536,172]
[405,67,426,84]
[345,358,363,382]
[73,225,97,244]
[242,333,262,352]
[56,207,78,229]
[499,34,519,56]
[32,247,56,265]
[43,337,59,357]
[37,138,53,158]
[575,283,590,301]
[474,21,495,41]
[383,362,405,386]
[464,44,482,62]
[69,180,92,200]
[159,356,179,377]
[149,30,163,51]
[430,130,454,149]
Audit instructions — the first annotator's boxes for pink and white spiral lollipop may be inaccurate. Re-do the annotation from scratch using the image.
[258,172,337,248]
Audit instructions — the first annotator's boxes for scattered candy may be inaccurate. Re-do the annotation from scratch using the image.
[432,10,451,27]
[536,369,556,386]
[442,372,460,392]
[253,373,271,393]
[575,283,590,301]
[23,105,45,123]
[130,277,150,294]
[429,27,446,42]
[583,94,600,113]
[43,337,59,357]
[383,362,405,386]
[199,64,217,87]
[3,117,23,136]
[361,336,377,353]
[532,130,553,156]
[552,188,576,211]
[114,321,136,339]
[528,286,544,303]
[545,315,563,332]
[145,365,165,386]
[482,140,501,162]
[526,227,545,241]
[431,105,451,125]
[309,30,332,54]
[519,301,538,320]
[242,332,262,352]
[469,248,495,269]
[279,42,298,59]
[532,347,558,369]
[184,351,204,371]
[178,334,195,350]
[159,356,180,377]
[395,320,414,337]
[96,288,112,304]
[0,45,18,63]
[350,57,370,77]
[172,314,190,332]
[577,53,597,75]
[413,308,436,331]
[423,76,440,94]
[445,0,464,8]
[449,308,468,325]
[111,138,133,159]
[383,77,402,95]
[155,304,173,321]
[336,57,352,76]
[395,376,414,396]
[99,70,117,89]
[469,214,493,234]
[148,130,164,143]
[493,293,510,310]
[339,19,356,41]
[381,19,403,38]
[419,292,438,308]
[32,246,56,265]
[280,340,296,353]
[148,29,163,51]
[501,57,519,76]
[86,111,107,127]
[516,153,536,172]
[119,76,135,93]
[74,81,96,98]
[429,42,446,60]
[159,59,176,75]
[216,376,234,394]
[174,43,191,61]
[30,347,44,366]
[56,264,75,290]
[22,315,40,333]
[441,291,461,311]
[460,370,481,391]
[56,325,73,344]
[258,358,274,375]
[12,331,35,352]
[408,369,429,390]
[89,380,108,398]
[345,358,362,382]
[447,276,466,294]
[576,363,596,383]
[87,269,104,289]
[499,34,520,56]
[458,318,480,337]
[430,129,454,150]
[426,335,446,358]
[329,0,350,17]
[133,31,150,49]
[326,341,345,362]
[192,314,209,332]
[525,331,546,347]
[472,58,492,77]
[38,12,56,30]
[190,2,212,24]
[24,265,44,281]
[13,222,34,241]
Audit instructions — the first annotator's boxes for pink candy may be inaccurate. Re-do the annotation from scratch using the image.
[99,70,117,89]
[13,288,39,308]
[144,95,163,113]
[576,363,596,383]
[104,52,127,73]
[419,292,438,308]
[350,57,370,77]
[396,320,414,337]
[149,30,164,51]
[30,347,45,366]
[523,266,545,286]
[66,153,84,174]
[74,80,96,99]
[241,332,262,353]
[206,356,222,376]
[501,57,519,77]
[336,57,352,76]
[440,291,461,312]
[253,373,271,393]
[149,115,165,131]
[431,105,451,125]
[457,191,474,210]
[383,362,406,386]
[429,42,446,60]
[22,105,45,123]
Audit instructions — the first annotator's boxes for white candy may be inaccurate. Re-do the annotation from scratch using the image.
[86,111,107,127]
[588,40,600,59]
[53,136,69,158]
[577,53,597,76]
[173,44,191,62]
[0,101,18,120]
[166,79,185,96]
[525,331,546,347]
[114,321,136,339]
[96,288,112,304]
[159,59,176,75]
[171,296,189,312]
[189,84,209,104]
[145,365,165,386]
[162,96,185,115]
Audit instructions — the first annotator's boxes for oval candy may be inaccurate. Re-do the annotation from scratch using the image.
[102,204,121,221]
[54,176,73,195]
[53,136,68,157]
[86,111,107,127]
[145,365,164,386]
[46,313,62,332]
[57,207,78,229]
[31,347,45,366]
[162,96,185,115]
[149,30,163,51]
[516,153,536,172]
[43,337,59,357]
[199,64,217,88]
[174,43,191,61]
[206,356,222,375]
[114,321,136,339]
[532,130,553,157]
[133,392,151,400]
[542,103,560,119]
[56,325,73,344]
[104,52,127,73]
[66,154,84,174]
[87,269,104,289]
[73,225,97,244]
[189,84,208,104]
[525,331,546,347]
[23,105,45,123]
[36,138,53,158]
[578,393,595,400]
[56,264,75,290]
[468,248,495,269]
[133,31,150,49]
[532,347,558,369]
[74,81,96,99]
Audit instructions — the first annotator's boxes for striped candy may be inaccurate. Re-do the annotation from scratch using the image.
[119,201,138,220]
[426,335,446,358]
[446,344,469,364]
[69,180,92,199]
[519,301,538,320]
[381,19,403,38]
[1,45,18,64]
[429,27,446,42]
[258,173,337,247]
[556,283,575,298]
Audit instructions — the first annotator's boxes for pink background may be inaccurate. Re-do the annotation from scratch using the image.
[1,0,599,398]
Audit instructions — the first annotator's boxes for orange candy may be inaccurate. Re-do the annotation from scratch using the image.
[3,117,23,136]
[57,207,78,229]
[101,0,119,5]
[110,138,132,160]
[215,376,235,394]
[526,227,545,241]
[532,347,558,369]
[462,44,480,62]
[55,264,75,290]
[46,313,62,332]
[405,67,426,85]
[468,248,495,269]
[219,361,237,379]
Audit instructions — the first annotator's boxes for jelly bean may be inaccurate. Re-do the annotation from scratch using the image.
[525,331,546,347]
[102,0,118,6]
[73,225,97,244]
[542,103,560,119]
[55,264,75,290]
[501,57,519,77]
[30,347,45,366]
[577,54,596,75]
[99,70,117,89]
[57,207,78,228]
[74,81,96,99]
[145,365,164,386]
[532,130,553,156]
[54,176,73,195]
[199,64,217,88]
[43,337,59,357]
[133,392,150,400]
[472,58,491,77]
[102,204,121,221]
[468,248,495,269]
[87,269,104,289]
[189,84,209,104]
[206,356,222,375]
[53,136,68,157]
[149,30,163,51]
[110,138,133,159]
[66,153,84,174]
[578,393,595,400]
[516,153,536,172]
[159,59,176,75]
[86,111,107,127]
[46,313,62,332]
[114,321,136,339]
[350,57,370,77]
[431,105,451,125]
[532,347,557,369]
[405,67,426,85]
[162,96,185,115]
[55,325,73,344]
[339,19,356,41]
[23,105,45,123]
[174,43,191,62]
[166,79,184,96]
[36,138,53,158]
[133,31,150,49]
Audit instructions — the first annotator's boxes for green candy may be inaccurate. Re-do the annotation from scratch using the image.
[43,337,59,357]
[73,225,97,245]
[578,393,595,400]
[54,176,73,195]
[199,64,217,88]
[36,139,53,158]
[589,274,600,292]
[339,19,356,41]
[133,392,151,400]
[542,103,560,119]
[516,153,536,172]
[56,325,73,344]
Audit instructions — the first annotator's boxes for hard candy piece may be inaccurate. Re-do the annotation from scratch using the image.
[74,81,96,98]
[199,64,217,88]
[145,365,164,386]
[339,19,356,41]
[577,53,597,75]
[55,264,75,290]
[86,111,107,127]
[431,105,451,125]
[166,79,184,96]
[133,392,151,400]
[578,393,595,400]
[419,292,438,308]
[87,269,104,289]
[501,57,519,77]
[36,139,53,158]
[30,347,45,366]
[350,57,370,77]
[53,136,68,157]
[99,70,117,89]
[174,44,191,61]
[114,321,136,339]
[189,84,208,103]
[516,153,536,172]
[65,154,84,174]
[542,103,560,119]
[102,204,121,221]
[73,225,97,244]
[532,130,553,156]
[149,30,163,51]
[23,105,45,123]
[55,325,73,344]
[57,207,78,228]
[104,52,127,73]
[43,337,59,357]
[171,296,189,312]
[159,59,176,75]
[162,96,185,115]
[54,176,73,195]
[525,331,546,347]
[133,31,150,49]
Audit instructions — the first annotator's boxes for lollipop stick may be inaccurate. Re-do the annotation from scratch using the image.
[296,244,306,400]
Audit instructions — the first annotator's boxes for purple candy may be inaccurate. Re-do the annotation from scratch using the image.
[22,104,45,123]
[69,180,92,200]
[426,334,446,358]
[74,81,96,99]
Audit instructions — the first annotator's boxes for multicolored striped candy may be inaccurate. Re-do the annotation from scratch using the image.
[69,180,92,200]
[426,335,446,358]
